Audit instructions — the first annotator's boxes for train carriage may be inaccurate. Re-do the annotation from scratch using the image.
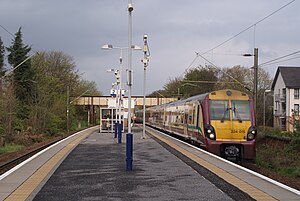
[143,89,256,160]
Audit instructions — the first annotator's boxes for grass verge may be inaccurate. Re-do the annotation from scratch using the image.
[0,144,24,154]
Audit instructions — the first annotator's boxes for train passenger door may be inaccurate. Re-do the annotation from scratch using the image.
[183,104,190,136]
[197,104,205,143]
[187,103,198,139]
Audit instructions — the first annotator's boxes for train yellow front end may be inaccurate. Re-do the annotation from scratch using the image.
[204,90,256,160]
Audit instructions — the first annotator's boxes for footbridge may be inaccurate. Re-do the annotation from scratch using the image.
[71,96,177,125]
[72,96,176,107]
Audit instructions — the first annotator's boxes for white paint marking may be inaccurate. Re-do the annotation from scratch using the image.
[0,127,97,181]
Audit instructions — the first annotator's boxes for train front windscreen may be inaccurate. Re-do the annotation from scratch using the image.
[209,100,252,140]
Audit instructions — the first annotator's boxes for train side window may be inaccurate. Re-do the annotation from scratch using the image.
[188,105,193,125]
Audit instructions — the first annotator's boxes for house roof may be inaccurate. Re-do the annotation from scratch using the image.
[271,66,300,90]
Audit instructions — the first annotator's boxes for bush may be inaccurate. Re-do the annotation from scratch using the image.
[262,126,282,136]
[46,113,64,135]
[289,137,300,152]
[293,124,300,137]
[13,132,46,146]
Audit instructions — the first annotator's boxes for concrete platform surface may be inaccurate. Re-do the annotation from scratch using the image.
[32,127,253,201]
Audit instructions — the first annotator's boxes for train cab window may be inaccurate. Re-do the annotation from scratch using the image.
[209,100,230,120]
[232,100,251,121]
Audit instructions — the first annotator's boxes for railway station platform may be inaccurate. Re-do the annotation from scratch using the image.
[1,126,299,200]
[0,126,251,201]
[32,126,250,201]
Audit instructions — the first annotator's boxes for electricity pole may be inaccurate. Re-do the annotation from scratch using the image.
[254,48,258,115]
[243,48,258,116]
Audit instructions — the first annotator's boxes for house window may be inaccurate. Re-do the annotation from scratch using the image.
[282,88,286,96]
[294,104,299,116]
[294,88,299,99]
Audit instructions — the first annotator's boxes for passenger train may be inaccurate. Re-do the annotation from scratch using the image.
[138,89,256,160]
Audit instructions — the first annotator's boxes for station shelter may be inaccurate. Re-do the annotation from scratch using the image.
[99,98,135,133]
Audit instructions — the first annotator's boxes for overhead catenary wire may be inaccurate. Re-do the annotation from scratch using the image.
[0,24,15,37]
[196,53,251,91]
[0,52,38,79]
[260,55,300,67]
[183,0,296,75]
[259,50,300,67]
[182,80,237,84]
[0,24,39,76]
[202,0,296,55]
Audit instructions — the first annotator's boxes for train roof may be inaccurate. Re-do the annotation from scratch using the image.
[184,93,209,103]
[146,89,250,109]
[148,92,209,109]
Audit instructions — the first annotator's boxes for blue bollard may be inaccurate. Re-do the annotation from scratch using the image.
[118,122,123,144]
[114,122,118,138]
[126,133,133,171]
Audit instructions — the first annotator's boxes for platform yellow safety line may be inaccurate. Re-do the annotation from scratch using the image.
[4,129,94,201]
[146,128,277,201]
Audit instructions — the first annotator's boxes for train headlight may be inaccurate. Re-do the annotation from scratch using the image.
[247,126,256,141]
[248,133,255,140]
[205,124,216,140]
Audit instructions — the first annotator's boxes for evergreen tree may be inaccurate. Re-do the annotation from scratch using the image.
[0,37,5,77]
[7,27,36,119]
[0,37,5,95]
[0,37,5,143]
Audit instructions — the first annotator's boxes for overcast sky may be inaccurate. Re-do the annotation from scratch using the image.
[1,0,299,95]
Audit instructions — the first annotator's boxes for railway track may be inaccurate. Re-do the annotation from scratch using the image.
[0,137,63,175]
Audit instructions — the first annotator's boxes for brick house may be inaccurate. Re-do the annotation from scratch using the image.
[271,66,300,131]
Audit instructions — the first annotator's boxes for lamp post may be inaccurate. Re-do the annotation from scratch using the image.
[107,68,121,141]
[141,34,150,139]
[102,44,141,131]
[127,0,134,171]
[264,89,272,131]
[102,45,124,129]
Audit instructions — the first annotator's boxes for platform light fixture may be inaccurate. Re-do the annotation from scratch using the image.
[102,43,142,144]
